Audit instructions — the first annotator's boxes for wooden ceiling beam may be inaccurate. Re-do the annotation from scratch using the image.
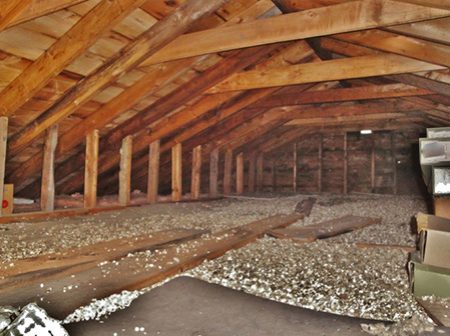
[252,83,432,108]
[333,29,450,67]
[6,0,230,158]
[208,54,444,93]
[141,0,450,66]
[0,0,148,118]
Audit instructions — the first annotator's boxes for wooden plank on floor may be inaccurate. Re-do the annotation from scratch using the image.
[268,215,381,242]
[0,213,303,319]
[417,298,450,327]
[0,229,206,287]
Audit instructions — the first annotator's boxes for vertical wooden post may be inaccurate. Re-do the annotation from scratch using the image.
[41,124,58,211]
[209,148,219,197]
[256,153,263,192]
[343,132,348,194]
[171,143,182,202]
[271,159,276,191]
[223,149,232,195]
[147,140,160,203]
[318,134,323,193]
[119,135,132,206]
[371,137,376,192]
[293,143,297,193]
[236,152,244,195]
[391,132,397,195]
[84,129,99,209]
[191,145,202,200]
[0,118,8,216]
[248,152,256,193]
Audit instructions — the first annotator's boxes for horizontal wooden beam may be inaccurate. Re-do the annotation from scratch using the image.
[143,0,450,65]
[208,54,444,93]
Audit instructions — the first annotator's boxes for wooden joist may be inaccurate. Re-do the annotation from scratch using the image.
[268,215,381,242]
[147,140,160,204]
[171,143,182,202]
[209,148,219,197]
[191,145,202,200]
[236,152,244,195]
[0,213,303,319]
[248,153,256,193]
[119,136,132,206]
[223,149,233,195]
[208,54,444,93]
[0,0,33,31]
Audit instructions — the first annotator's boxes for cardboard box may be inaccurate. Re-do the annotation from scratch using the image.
[2,184,13,215]
[433,167,450,195]
[419,229,450,269]
[409,253,450,298]
[427,127,450,139]
[416,212,450,232]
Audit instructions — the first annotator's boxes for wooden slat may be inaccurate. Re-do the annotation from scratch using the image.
[248,152,256,193]
[6,0,230,157]
[236,152,244,194]
[223,149,232,195]
[209,148,219,197]
[0,118,7,216]
[84,130,99,209]
[143,0,450,65]
[147,140,160,204]
[0,0,146,118]
[0,0,33,31]
[268,215,381,242]
[191,145,202,200]
[0,213,303,319]
[171,143,182,202]
[209,54,444,93]
[40,124,58,212]
[119,136,132,206]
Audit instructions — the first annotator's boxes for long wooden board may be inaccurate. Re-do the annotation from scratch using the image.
[269,215,381,242]
[0,213,303,319]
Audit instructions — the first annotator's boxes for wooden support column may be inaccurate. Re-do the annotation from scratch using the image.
[371,138,376,192]
[236,152,244,195]
[248,152,256,193]
[191,145,202,200]
[147,140,160,204]
[256,153,263,192]
[391,132,398,195]
[171,143,182,202]
[40,124,58,211]
[209,148,219,197]
[0,118,8,216]
[343,132,348,194]
[223,149,232,195]
[119,136,132,206]
[84,129,99,209]
[318,134,323,193]
[293,143,298,193]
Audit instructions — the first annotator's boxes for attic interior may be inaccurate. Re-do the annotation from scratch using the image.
[0,0,450,335]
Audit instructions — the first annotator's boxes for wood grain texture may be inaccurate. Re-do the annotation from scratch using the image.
[147,140,160,204]
[40,124,58,211]
[84,130,99,209]
[119,136,132,206]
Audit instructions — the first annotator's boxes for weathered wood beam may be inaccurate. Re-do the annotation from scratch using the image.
[333,29,450,67]
[191,145,202,200]
[147,140,160,204]
[387,17,450,45]
[0,118,7,216]
[256,153,264,192]
[119,136,132,206]
[7,0,230,157]
[209,148,219,197]
[40,125,58,212]
[248,152,256,193]
[285,114,425,126]
[252,83,432,109]
[171,143,182,202]
[236,153,244,195]
[143,0,450,65]
[223,149,232,195]
[209,54,444,93]
[84,130,99,209]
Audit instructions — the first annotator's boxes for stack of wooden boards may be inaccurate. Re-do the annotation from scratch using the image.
[420,127,450,218]
[409,213,450,326]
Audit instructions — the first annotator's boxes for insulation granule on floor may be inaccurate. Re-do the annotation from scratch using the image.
[187,238,428,323]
